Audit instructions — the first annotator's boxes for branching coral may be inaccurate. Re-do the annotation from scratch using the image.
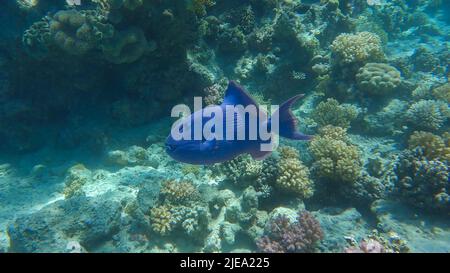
[170,205,210,239]
[22,17,52,58]
[160,180,200,205]
[150,205,174,236]
[356,63,402,95]
[312,98,358,129]
[393,148,449,213]
[408,131,450,162]
[309,126,362,183]
[256,211,324,253]
[406,100,449,131]
[274,147,314,199]
[219,155,262,184]
[432,83,450,103]
[331,32,385,65]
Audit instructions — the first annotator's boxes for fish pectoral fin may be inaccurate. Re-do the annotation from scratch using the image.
[249,150,272,161]
[200,138,218,151]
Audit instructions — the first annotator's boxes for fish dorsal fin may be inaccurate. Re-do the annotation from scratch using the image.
[222,81,259,107]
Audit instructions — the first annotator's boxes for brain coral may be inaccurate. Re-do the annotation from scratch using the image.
[406,100,449,131]
[101,27,155,64]
[275,147,314,199]
[356,63,402,95]
[309,126,362,183]
[49,10,114,56]
[331,32,385,65]
[312,98,358,129]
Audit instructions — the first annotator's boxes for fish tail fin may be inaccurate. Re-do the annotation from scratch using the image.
[274,94,313,141]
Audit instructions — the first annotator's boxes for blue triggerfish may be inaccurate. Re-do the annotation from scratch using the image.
[165,81,312,165]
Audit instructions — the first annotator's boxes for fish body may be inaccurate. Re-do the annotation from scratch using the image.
[165,81,311,165]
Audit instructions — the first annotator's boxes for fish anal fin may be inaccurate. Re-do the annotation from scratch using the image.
[250,150,272,161]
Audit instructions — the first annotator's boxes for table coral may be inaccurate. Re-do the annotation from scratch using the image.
[309,126,362,183]
[356,63,402,95]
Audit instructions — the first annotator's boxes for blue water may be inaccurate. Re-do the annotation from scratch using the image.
[0,0,448,253]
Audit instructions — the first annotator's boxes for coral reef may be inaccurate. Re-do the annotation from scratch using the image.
[0,0,449,254]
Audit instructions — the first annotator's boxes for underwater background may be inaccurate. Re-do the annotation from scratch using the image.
[0,0,448,253]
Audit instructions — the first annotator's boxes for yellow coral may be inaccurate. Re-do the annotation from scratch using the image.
[161,180,199,204]
[62,164,91,198]
[432,83,450,103]
[331,32,385,65]
[309,126,362,183]
[150,205,173,236]
[275,147,314,199]
[312,98,358,128]
[356,63,402,95]
[408,131,450,161]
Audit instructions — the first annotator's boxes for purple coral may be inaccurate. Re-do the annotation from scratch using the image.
[256,211,324,253]
[345,239,385,253]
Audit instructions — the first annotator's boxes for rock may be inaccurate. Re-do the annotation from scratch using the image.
[8,196,121,252]
[371,200,450,252]
[313,208,371,252]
